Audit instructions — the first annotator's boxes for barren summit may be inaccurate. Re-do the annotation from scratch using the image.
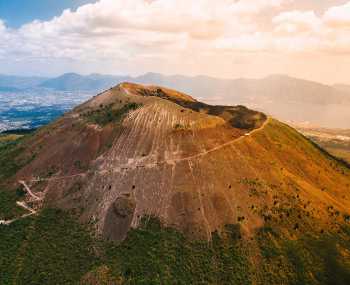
[4,83,267,236]
[1,83,350,284]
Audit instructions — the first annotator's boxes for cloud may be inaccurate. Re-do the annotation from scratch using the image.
[323,1,350,29]
[271,2,350,53]
[1,0,350,79]
[18,0,288,39]
[273,11,321,34]
[0,0,293,64]
[0,19,5,32]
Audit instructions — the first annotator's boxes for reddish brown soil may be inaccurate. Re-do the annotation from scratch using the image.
[7,83,350,241]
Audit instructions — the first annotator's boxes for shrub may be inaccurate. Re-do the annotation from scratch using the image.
[83,103,141,126]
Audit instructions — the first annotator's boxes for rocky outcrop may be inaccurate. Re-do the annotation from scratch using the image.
[103,194,136,241]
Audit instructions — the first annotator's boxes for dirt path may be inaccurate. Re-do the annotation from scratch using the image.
[25,117,271,182]
[30,173,87,183]
[19,180,42,200]
[0,202,37,225]
[1,117,270,226]
[0,183,43,226]
[164,117,271,164]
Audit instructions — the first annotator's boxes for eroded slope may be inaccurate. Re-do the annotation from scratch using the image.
[1,83,349,244]
[1,83,350,284]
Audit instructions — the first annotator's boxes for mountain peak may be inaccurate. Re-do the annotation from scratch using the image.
[117,82,197,103]
[60,72,82,78]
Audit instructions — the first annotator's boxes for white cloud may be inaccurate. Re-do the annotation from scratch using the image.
[270,2,350,53]
[273,11,321,34]
[1,0,350,80]
[0,19,6,33]
[323,1,350,29]
[215,33,271,52]
[0,0,293,64]
[18,0,288,39]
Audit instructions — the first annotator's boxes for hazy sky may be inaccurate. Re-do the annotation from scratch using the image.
[0,0,350,84]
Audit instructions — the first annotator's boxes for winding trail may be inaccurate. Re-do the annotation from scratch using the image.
[1,117,270,226]
[0,182,44,226]
[0,202,37,226]
[27,117,271,182]
[19,180,41,200]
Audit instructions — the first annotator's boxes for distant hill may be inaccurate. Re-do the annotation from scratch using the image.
[134,73,350,104]
[132,73,350,128]
[39,73,128,91]
[0,74,47,89]
[0,86,21,92]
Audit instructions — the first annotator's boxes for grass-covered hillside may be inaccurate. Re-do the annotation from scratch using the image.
[1,208,350,284]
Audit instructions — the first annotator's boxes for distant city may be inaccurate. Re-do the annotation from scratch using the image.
[0,88,93,132]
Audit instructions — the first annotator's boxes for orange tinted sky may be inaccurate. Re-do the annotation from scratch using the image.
[0,0,350,84]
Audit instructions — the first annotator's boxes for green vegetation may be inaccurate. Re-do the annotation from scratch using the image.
[0,136,25,180]
[0,134,22,146]
[173,123,189,130]
[0,218,33,285]
[238,178,264,187]
[0,133,35,180]
[0,209,99,285]
[0,212,252,285]
[0,188,26,220]
[1,207,350,284]
[257,226,350,285]
[106,218,251,284]
[82,103,141,126]
[174,123,183,129]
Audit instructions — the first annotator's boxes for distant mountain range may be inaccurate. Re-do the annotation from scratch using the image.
[39,73,129,92]
[0,74,48,89]
[0,86,20,92]
[1,72,350,128]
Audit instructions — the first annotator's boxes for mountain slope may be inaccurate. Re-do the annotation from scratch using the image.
[1,83,350,284]
[334,84,350,94]
[296,126,350,164]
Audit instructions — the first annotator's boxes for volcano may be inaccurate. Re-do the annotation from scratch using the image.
[1,83,350,284]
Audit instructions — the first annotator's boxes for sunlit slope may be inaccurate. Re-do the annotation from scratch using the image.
[1,83,350,284]
[0,83,347,244]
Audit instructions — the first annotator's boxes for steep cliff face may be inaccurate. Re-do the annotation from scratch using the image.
[3,83,349,244]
